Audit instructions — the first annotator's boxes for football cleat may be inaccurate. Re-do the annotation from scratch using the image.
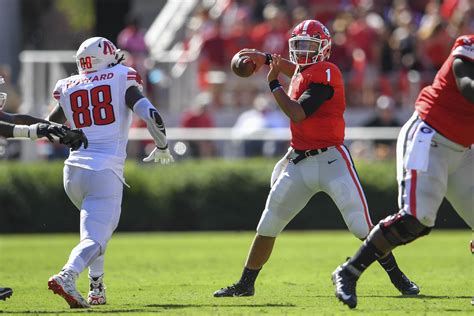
[88,274,106,305]
[391,273,420,295]
[0,287,13,300]
[213,283,255,297]
[48,270,90,308]
[332,262,360,309]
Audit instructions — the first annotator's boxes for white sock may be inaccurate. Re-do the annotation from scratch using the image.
[89,254,105,279]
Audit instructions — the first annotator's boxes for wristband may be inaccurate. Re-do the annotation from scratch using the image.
[157,144,168,150]
[13,125,30,138]
[269,79,281,92]
[264,53,272,65]
[271,86,283,93]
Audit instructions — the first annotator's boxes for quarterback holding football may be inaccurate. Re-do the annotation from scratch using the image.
[214,20,419,298]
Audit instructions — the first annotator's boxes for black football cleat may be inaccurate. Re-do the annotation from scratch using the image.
[213,283,254,297]
[332,263,360,309]
[0,287,13,300]
[391,274,420,295]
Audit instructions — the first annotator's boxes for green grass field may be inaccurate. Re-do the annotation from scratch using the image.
[0,231,472,315]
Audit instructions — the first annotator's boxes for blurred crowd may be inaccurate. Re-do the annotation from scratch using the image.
[169,0,472,159]
[1,0,472,161]
[187,0,472,109]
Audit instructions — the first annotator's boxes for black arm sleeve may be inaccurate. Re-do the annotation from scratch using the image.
[125,86,145,110]
[0,120,14,138]
[452,57,474,104]
[47,104,67,124]
[297,82,334,117]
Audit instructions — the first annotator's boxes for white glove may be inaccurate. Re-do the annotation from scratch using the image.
[143,147,175,164]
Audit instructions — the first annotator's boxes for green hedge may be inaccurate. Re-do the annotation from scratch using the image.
[0,159,466,233]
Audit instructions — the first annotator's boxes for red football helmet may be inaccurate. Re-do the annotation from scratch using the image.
[289,20,331,66]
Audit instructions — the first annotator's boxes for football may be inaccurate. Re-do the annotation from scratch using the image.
[230,53,256,77]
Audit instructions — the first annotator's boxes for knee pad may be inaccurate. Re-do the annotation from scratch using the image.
[379,212,432,246]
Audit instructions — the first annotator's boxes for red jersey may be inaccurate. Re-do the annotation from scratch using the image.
[415,35,474,147]
[289,61,345,150]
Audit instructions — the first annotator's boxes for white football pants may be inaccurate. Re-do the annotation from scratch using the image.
[397,114,473,228]
[62,165,123,277]
[257,145,373,239]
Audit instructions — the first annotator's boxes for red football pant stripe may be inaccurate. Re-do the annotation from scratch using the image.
[336,146,373,229]
[410,170,417,217]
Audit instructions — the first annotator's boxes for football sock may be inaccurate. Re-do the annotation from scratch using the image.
[239,267,261,287]
[89,254,105,279]
[377,252,404,281]
[349,241,384,274]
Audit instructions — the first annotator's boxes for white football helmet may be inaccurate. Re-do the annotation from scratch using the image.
[75,37,122,74]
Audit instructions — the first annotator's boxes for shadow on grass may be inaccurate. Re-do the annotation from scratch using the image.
[298,294,472,299]
[393,294,472,299]
[146,303,296,308]
[4,303,297,314]
[0,311,144,314]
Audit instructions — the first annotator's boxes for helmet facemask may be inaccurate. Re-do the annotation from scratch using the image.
[289,36,329,66]
[0,92,6,110]
[0,76,6,110]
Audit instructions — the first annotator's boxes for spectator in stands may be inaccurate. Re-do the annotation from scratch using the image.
[365,95,400,160]
[232,93,270,157]
[117,13,148,83]
[180,92,216,158]
[330,13,353,73]
[346,5,382,107]
[232,94,287,157]
[225,11,256,61]
[250,4,289,57]
[418,15,452,71]
[197,19,228,108]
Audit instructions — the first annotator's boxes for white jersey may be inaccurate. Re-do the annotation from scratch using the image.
[52,64,142,179]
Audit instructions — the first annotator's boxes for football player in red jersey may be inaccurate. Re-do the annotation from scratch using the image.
[214,20,418,298]
[333,35,474,309]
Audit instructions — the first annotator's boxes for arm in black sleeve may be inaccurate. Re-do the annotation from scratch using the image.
[46,104,67,124]
[1,110,53,126]
[452,57,474,104]
[297,82,334,117]
[0,120,14,138]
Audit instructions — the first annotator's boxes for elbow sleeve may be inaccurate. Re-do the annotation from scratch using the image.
[133,98,168,149]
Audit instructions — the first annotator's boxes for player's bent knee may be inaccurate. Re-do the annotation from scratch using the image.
[350,225,370,240]
[345,212,371,240]
[256,211,288,237]
[378,211,432,247]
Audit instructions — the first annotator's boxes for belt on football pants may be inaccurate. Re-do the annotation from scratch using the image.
[291,147,329,164]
